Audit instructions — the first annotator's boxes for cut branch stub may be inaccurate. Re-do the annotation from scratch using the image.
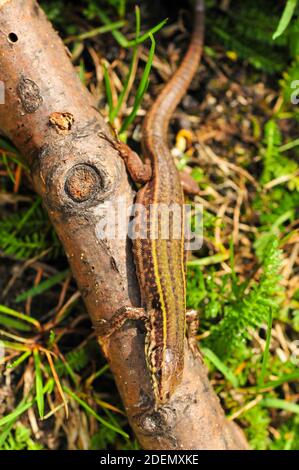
[64,164,101,202]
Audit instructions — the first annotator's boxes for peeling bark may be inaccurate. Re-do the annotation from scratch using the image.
[0,0,249,450]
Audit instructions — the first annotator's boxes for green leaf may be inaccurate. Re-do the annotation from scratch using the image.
[0,400,33,427]
[187,252,229,267]
[63,386,128,439]
[7,351,31,369]
[273,0,298,40]
[0,199,61,260]
[0,379,51,441]
[0,305,40,329]
[128,18,167,47]
[33,349,44,419]
[103,64,114,123]
[212,25,285,73]
[16,269,69,303]
[261,397,299,414]
[109,6,141,124]
[201,347,239,388]
[260,119,298,187]
[206,237,283,357]
[0,314,31,332]
[0,340,30,352]
[15,198,42,234]
[258,309,273,386]
[120,33,156,133]
[97,9,167,48]
[253,371,299,392]
[280,137,299,152]
[69,20,125,42]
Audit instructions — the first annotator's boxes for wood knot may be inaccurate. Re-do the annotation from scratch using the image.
[64,164,101,202]
[17,76,43,113]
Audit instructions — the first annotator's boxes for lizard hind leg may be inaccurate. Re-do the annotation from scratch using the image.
[96,306,148,343]
[186,309,202,359]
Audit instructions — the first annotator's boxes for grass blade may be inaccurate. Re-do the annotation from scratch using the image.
[0,305,40,329]
[109,6,141,124]
[7,351,31,369]
[15,198,41,234]
[16,269,69,303]
[0,400,33,427]
[258,309,273,386]
[0,313,31,332]
[279,137,299,152]
[273,0,298,40]
[187,251,229,267]
[201,347,239,388]
[103,64,115,123]
[33,349,44,419]
[252,371,299,392]
[0,340,30,352]
[63,385,128,438]
[120,33,156,134]
[44,350,68,418]
[65,20,126,43]
[129,19,167,47]
[261,397,299,414]
[97,9,166,48]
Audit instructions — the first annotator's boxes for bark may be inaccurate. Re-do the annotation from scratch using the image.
[0,0,249,450]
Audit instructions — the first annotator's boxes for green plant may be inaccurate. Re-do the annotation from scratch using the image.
[260,120,298,189]
[242,405,271,450]
[0,198,61,260]
[0,423,43,450]
[102,6,165,137]
[273,0,298,40]
[206,237,283,357]
[187,236,283,360]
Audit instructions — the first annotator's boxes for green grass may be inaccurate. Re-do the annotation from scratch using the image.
[102,6,162,137]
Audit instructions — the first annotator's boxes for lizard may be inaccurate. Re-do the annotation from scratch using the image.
[97,0,205,406]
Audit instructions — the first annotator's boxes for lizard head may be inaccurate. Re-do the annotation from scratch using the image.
[151,347,183,405]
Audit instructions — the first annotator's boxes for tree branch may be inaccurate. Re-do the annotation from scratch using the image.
[0,0,248,450]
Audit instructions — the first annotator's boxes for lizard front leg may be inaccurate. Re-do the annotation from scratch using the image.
[96,306,148,338]
[95,306,149,358]
[99,132,152,184]
[186,309,202,359]
[99,132,199,195]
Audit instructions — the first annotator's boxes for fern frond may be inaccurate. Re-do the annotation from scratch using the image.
[52,345,92,378]
[261,120,298,186]
[0,202,61,260]
[207,237,283,357]
[211,25,286,73]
